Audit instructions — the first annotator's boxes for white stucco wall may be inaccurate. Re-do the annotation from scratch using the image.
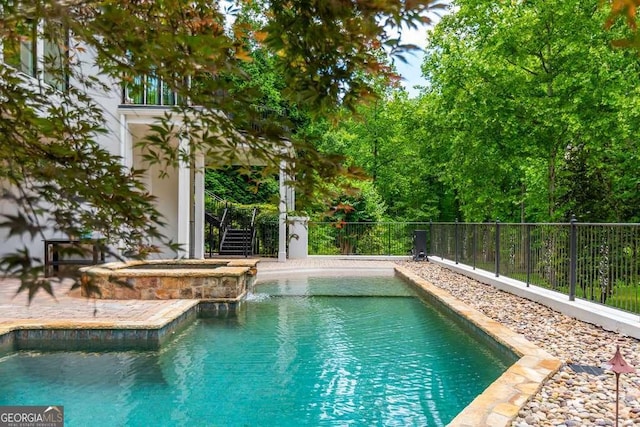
[0,37,132,259]
[74,44,123,158]
[0,189,44,262]
[0,39,123,265]
[147,160,180,258]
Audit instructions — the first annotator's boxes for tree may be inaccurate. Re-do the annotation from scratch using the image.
[321,180,388,255]
[317,92,445,221]
[205,167,279,205]
[0,0,443,299]
[421,0,640,222]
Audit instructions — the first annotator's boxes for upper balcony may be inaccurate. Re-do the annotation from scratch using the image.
[119,74,290,136]
[120,74,185,108]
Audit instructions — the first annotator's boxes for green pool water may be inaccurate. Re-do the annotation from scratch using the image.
[0,275,513,426]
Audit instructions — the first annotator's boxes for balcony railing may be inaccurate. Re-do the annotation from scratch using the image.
[121,74,183,106]
[120,76,292,137]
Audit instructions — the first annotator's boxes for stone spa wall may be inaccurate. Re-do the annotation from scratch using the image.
[80,259,259,302]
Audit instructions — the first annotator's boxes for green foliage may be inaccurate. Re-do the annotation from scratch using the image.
[557,144,615,222]
[261,0,439,111]
[316,93,444,221]
[0,0,440,300]
[421,0,640,223]
[308,221,428,256]
[205,167,279,205]
[311,180,388,254]
[320,180,387,224]
[308,226,341,256]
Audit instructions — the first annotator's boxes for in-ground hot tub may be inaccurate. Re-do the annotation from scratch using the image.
[79,259,259,301]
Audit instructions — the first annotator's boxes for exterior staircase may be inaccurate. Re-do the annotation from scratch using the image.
[204,191,258,257]
[219,228,254,256]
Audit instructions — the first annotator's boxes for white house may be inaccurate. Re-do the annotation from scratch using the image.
[0,18,295,268]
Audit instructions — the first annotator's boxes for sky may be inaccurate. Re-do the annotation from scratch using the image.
[222,1,447,98]
[394,4,450,97]
[394,28,430,98]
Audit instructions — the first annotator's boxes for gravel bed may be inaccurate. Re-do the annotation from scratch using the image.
[397,261,640,426]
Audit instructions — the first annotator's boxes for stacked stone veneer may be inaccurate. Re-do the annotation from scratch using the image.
[80,259,259,301]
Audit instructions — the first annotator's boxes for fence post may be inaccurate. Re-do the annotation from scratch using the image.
[455,219,459,264]
[441,223,445,260]
[388,223,391,256]
[472,223,477,270]
[526,224,531,287]
[569,215,577,301]
[429,220,433,255]
[495,219,501,277]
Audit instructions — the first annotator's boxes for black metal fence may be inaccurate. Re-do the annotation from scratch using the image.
[430,221,640,315]
[254,221,279,257]
[308,222,431,256]
[261,219,640,314]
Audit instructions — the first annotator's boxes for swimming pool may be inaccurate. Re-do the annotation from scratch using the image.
[0,275,514,426]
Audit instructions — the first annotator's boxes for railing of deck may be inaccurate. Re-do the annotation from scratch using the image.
[121,74,185,106]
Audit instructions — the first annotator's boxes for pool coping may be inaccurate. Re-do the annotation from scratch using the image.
[0,299,202,352]
[79,258,259,300]
[0,299,253,355]
[395,266,562,427]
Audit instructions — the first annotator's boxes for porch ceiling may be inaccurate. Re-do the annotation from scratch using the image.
[126,122,270,168]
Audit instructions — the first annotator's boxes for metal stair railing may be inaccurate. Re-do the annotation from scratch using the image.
[218,207,230,254]
[203,191,229,257]
[245,207,258,257]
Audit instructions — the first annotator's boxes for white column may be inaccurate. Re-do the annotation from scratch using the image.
[116,115,132,259]
[286,174,295,211]
[278,161,287,262]
[193,151,205,259]
[288,216,308,259]
[119,114,132,169]
[177,138,190,258]
[36,21,45,81]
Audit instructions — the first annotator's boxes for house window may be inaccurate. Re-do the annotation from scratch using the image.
[2,18,68,90]
[42,21,68,91]
[145,74,160,105]
[2,19,37,76]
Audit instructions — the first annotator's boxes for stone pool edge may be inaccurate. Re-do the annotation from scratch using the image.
[0,299,201,352]
[395,266,562,427]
